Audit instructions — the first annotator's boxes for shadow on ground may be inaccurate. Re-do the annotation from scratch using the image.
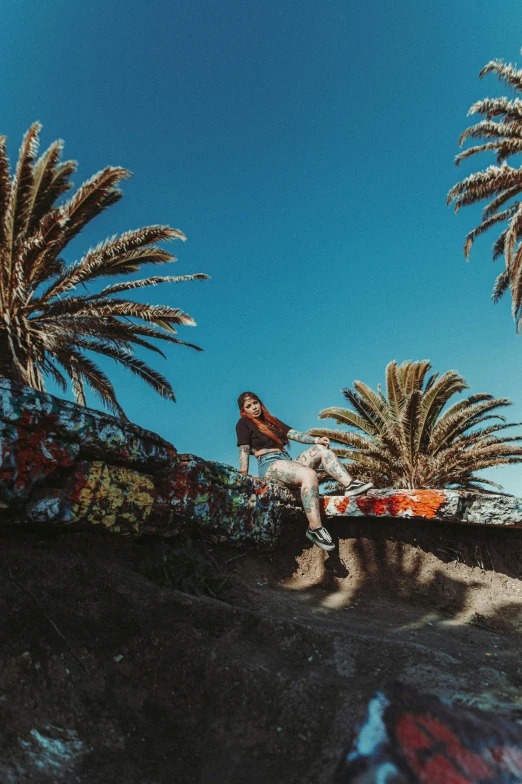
[222,515,522,633]
[1,518,522,783]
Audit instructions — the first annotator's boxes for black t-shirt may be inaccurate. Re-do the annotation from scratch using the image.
[236,416,292,452]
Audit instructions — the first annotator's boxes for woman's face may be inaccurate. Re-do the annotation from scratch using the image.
[243,397,261,417]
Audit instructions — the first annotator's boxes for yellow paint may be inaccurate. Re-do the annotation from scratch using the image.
[69,462,154,533]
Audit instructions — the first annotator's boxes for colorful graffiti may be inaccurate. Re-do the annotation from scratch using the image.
[20,451,300,545]
[334,682,522,783]
[2,379,522,545]
[0,381,301,545]
[323,490,448,519]
[64,461,156,535]
[322,488,522,528]
[0,378,177,470]
[0,419,78,506]
[147,454,301,546]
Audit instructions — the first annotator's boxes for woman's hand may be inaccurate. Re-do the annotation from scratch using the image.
[316,436,330,448]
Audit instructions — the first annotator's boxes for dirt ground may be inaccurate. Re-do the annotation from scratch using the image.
[1,516,522,783]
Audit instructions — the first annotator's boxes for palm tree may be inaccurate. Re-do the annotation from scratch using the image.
[447,53,522,330]
[309,360,522,492]
[0,123,208,417]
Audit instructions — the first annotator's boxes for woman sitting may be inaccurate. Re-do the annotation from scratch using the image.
[236,391,372,551]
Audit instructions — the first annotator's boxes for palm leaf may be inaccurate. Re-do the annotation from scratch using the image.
[99,272,209,297]
[7,122,41,247]
[54,347,126,417]
[0,123,205,413]
[318,361,521,492]
[479,59,522,92]
[317,405,380,438]
[385,360,403,419]
[0,136,11,250]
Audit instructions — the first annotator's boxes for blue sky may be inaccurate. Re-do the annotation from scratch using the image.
[2,0,522,492]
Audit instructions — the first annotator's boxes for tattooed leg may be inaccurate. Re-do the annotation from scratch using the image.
[300,484,321,528]
[296,445,353,487]
[265,460,303,486]
[265,461,322,529]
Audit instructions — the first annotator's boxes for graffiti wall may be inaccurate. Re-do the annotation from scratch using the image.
[1,379,522,546]
[334,682,522,783]
[0,380,301,545]
[323,488,522,528]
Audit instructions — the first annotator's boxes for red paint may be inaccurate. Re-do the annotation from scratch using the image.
[356,496,390,516]
[13,424,75,491]
[66,465,91,503]
[396,713,493,783]
[422,755,471,784]
[355,490,446,519]
[322,496,350,514]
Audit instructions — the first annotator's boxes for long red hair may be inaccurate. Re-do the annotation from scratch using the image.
[238,392,289,451]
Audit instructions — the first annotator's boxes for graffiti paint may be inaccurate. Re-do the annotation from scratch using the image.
[2,380,522,546]
[322,488,522,528]
[335,682,522,783]
[65,462,156,534]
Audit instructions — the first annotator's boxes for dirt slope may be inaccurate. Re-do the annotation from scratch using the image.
[1,517,521,783]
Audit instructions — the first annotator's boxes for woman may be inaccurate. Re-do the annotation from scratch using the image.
[236,391,373,551]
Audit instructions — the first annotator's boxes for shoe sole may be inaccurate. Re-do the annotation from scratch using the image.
[306,531,335,551]
[344,482,373,498]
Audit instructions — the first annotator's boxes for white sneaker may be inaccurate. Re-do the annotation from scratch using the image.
[344,480,373,497]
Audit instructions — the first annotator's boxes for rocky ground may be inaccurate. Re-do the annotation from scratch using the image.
[1,516,522,783]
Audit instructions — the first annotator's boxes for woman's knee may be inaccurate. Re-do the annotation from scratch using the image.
[315,445,334,462]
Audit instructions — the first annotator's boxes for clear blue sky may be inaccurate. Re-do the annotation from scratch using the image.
[2,0,522,492]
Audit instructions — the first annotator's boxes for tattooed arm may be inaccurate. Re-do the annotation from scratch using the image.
[239,445,251,474]
[287,429,330,447]
[287,429,320,444]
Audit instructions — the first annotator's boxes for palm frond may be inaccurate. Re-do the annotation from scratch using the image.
[54,347,126,418]
[27,141,76,234]
[385,360,403,419]
[448,164,522,212]
[317,406,380,438]
[400,360,432,395]
[400,390,422,469]
[416,370,468,450]
[317,361,520,491]
[99,272,209,297]
[42,225,186,301]
[0,136,11,249]
[479,59,522,92]
[467,96,522,123]
[0,123,205,413]
[450,51,522,323]
[463,207,517,259]
[7,122,41,246]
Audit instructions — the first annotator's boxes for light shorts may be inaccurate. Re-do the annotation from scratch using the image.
[257,450,291,478]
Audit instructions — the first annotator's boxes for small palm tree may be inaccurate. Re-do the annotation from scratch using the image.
[309,360,522,492]
[447,52,522,329]
[0,123,208,417]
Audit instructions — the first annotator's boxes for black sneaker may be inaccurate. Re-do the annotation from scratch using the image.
[344,480,373,497]
[306,526,335,551]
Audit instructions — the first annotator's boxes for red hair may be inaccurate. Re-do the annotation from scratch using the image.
[238,392,288,451]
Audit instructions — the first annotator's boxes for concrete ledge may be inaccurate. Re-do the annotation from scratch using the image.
[0,380,302,544]
[322,489,522,528]
[1,380,522,545]
[0,378,177,472]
